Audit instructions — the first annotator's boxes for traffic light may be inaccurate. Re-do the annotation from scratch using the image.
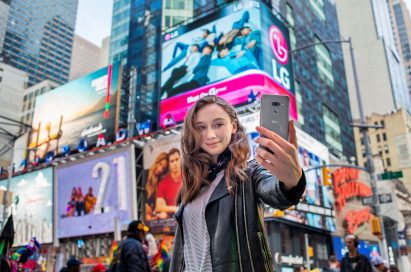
[371,217,382,236]
[308,246,314,257]
[322,167,332,186]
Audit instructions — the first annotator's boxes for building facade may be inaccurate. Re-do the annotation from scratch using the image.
[353,108,411,192]
[336,0,411,119]
[69,35,101,81]
[388,0,411,102]
[0,0,10,53]
[21,79,59,126]
[99,36,110,68]
[0,62,28,167]
[0,0,78,86]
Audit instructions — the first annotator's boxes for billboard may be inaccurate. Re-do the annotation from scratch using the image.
[239,113,335,231]
[56,146,136,238]
[30,63,121,158]
[0,168,53,246]
[160,0,296,127]
[143,135,181,233]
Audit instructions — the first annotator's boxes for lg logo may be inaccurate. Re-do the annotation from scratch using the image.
[269,26,288,65]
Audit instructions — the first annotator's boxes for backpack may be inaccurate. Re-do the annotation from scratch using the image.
[108,242,123,272]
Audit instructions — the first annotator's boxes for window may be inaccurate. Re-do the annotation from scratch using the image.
[384,144,389,154]
[380,120,385,127]
[386,158,391,167]
[310,0,326,22]
[295,81,304,125]
[377,134,380,142]
[315,37,334,87]
[323,105,343,153]
[383,133,387,141]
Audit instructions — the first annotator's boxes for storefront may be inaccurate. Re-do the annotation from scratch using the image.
[265,218,333,271]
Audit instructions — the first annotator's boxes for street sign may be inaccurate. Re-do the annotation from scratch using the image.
[378,193,393,204]
[379,171,403,180]
[362,196,374,206]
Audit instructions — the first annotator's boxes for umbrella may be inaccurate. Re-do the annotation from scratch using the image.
[0,215,14,255]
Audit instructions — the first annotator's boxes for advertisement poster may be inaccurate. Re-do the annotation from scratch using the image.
[160,1,296,126]
[30,63,121,158]
[143,134,181,233]
[239,113,335,231]
[0,168,53,246]
[56,147,136,238]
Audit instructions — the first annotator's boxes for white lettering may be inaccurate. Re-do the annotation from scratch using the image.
[272,59,290,90]
[91,75,109,95]
[81,123,106,138]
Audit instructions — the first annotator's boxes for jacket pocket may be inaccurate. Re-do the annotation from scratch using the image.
[257,231,272,272]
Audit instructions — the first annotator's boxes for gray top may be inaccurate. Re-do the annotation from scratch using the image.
[182,172,224,272]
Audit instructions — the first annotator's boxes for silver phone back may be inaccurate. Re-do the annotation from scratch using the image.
[260,94,290,140]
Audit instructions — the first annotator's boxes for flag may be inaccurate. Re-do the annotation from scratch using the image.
[150,239,169,271]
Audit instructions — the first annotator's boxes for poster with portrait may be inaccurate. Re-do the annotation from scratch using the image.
[56,146,136,238]
[0,168,53,246]
[143,134,182,233]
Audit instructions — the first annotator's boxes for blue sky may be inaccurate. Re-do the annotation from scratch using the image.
[75,0,113,47]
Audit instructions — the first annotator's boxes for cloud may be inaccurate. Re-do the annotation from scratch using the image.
[17,179,28,187]
[35,172,51,188]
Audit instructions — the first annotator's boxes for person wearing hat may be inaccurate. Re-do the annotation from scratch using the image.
[340,235,372,272]
[117,220,151,272]
[59,256,82,272]
[371,256,389,272]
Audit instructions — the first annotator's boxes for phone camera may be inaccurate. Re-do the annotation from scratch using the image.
[272,102,280,106]
[273,110,278,114]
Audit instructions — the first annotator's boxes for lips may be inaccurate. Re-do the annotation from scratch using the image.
[206,142,220,147]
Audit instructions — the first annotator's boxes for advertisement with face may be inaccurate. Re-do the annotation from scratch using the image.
[30,63,121,158]
[56,146,136,238]
[0,168,53,246]
[240,113,335,231]
[160,0,296,127]
[143,134,182,233]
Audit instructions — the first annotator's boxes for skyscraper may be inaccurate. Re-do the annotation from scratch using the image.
[0,0,10,53]
[0,0,78,86]
[336,0,411,119]
[69,35,101,81]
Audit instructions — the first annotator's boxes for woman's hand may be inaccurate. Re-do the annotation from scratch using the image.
[255,120,303,190]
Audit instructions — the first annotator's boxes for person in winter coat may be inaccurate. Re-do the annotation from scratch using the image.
[340,235,372,272]
[169,95,306,272]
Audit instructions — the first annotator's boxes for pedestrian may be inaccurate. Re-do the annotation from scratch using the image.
[340,235,372,272]
[371,256,389,272]
[117,220,151,272]
[327,254,340,272]
[59,256,82,272]
[169,95,306,271]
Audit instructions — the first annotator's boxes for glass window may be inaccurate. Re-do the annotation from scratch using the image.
[315,37,334,87]
[377,134,380,142]
[383,133,387,141]
[386,158,391,167]
[310,0,326,22]
[384,144,389,154]
[323,105,343,153]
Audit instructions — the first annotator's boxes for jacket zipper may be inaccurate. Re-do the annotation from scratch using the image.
[235,186,244,272]
[242,182,256,272]
[257,231,272,271]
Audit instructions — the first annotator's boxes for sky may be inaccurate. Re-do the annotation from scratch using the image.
[75,0,114,47]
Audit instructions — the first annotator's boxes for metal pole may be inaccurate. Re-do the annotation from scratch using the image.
[304,233,311,270]
[348,37,389,259]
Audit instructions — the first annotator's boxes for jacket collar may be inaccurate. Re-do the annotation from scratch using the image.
[207,175,229,205]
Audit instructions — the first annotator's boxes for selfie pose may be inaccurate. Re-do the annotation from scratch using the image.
[170,95,306,272]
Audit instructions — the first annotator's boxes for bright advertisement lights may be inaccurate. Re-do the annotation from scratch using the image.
[56,147,135,238]
[160,1,295,127]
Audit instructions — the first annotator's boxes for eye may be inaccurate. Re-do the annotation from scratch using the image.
[214,123,224,128]
[196,126,206,131]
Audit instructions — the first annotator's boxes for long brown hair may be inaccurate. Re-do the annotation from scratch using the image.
[146,152,168,199]
[179,95,250,204]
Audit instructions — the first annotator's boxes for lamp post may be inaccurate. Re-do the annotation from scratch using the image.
[289,37,388,259]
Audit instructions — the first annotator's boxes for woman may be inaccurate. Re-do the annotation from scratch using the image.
[170,95,306,271]
[145,152,169,220]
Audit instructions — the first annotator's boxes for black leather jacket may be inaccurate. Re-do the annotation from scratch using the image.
[169,159,306,272]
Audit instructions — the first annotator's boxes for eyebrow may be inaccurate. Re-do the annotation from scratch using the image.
[195,118,226,125]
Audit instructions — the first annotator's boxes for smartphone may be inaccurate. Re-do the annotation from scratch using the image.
[260,94,290,140]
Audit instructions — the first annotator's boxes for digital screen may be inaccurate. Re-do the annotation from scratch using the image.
[160,1,296,127]
[0,168,53,246]
[56,147,135,238]
[30,63,121,158]
[143,135,182,233]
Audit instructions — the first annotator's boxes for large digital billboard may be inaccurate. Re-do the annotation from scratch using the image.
[143,134,181,233]
[30,63,122,158]
[0,168,53,246]
[160,0,297,127]
[56,146,136,238]
[240,113,335,231]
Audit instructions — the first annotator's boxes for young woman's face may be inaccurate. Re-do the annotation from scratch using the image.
[195,103,237,163]
[155,159,168,176]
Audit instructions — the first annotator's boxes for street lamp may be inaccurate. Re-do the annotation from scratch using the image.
[289,37,389,259]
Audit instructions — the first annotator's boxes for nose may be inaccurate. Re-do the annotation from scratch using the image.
[206,128,216,139]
